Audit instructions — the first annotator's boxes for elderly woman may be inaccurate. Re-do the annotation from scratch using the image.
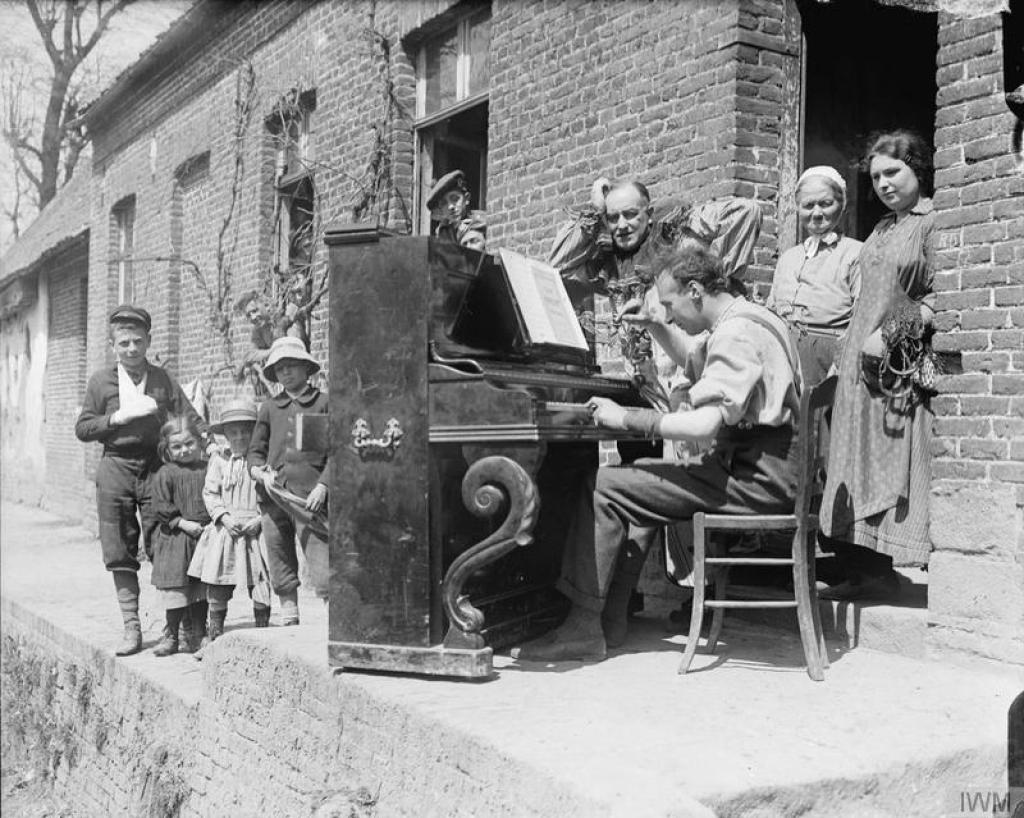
[512,246,801,661]
[767,166,863,385]
[819,131,937,600]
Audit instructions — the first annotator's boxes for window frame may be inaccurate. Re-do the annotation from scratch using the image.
[412,8,490,235]
[110,197,136,305]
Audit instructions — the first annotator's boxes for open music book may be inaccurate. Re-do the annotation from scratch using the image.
[497,248,589,352]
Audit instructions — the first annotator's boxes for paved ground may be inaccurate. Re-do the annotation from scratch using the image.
[2,501,1022,817]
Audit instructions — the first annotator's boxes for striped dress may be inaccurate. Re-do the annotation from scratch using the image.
[819,198,936,567]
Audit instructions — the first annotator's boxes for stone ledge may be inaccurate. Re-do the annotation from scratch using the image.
[3,502,1023,817]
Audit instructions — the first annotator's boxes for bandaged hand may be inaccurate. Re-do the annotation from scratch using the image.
[111,395,159,425]
[305,482,328,512]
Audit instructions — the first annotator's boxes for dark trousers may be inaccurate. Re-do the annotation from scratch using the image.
[262,500,301,596]
[260,500,330,598]
[96,455,159,572]
[557,427,798,613]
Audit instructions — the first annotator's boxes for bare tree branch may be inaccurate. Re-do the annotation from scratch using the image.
[25,0,62,66]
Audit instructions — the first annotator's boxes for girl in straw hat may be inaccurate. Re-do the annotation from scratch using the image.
[189,398,272,648]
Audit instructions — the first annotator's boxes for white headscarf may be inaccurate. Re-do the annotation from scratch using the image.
[797,165,846,194]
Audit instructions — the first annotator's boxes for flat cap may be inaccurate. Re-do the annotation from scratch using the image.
[109,304,152,332]
[426,169,467,210]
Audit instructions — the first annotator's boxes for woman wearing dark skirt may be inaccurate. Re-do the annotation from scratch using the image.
[819,130,937,600]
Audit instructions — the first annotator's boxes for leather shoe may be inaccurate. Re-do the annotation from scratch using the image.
[114,626,142,657]
[511,635,607,663]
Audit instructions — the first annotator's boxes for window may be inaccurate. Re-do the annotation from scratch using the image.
[414,7,490,234]
[110,197,135,304]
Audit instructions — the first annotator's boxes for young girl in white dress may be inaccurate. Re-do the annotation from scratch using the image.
[189,399,271,646]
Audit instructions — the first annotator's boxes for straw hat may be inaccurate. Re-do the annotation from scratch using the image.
[263,336,320,382]
[209,398,258,434]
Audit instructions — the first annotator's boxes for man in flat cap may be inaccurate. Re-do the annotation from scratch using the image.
[75,304,210,656]
[426,169,472,242]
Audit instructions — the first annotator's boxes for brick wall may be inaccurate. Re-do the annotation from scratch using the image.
[928,12,1024,667]
[1,605,605,818]
[44,243,90,521]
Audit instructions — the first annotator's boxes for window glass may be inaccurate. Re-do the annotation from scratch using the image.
[467,12,490,97]
[424,27,459,115]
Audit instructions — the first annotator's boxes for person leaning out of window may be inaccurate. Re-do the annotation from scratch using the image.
[766,165,863,386]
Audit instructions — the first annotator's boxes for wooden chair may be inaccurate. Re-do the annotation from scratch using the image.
[679,375,837,681]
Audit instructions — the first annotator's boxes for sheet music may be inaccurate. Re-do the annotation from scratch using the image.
[498,248,589,351]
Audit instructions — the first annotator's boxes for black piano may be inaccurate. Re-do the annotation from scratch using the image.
[326,226,650,678]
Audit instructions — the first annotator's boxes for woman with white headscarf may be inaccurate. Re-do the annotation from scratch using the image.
[767,165,863,384]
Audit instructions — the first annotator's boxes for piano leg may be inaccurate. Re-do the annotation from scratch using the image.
[441,456,539,650]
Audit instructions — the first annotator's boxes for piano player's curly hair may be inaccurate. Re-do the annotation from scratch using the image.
[653,245,729,295]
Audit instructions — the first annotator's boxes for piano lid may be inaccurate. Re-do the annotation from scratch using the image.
[433,240,595,370]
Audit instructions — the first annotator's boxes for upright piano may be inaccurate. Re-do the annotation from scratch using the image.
[325,226,650,678]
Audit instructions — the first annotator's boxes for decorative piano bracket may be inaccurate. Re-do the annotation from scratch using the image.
[441,456,539,650]
[351,418,404,461]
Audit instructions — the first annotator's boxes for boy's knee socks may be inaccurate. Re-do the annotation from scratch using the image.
[112,571,141,629]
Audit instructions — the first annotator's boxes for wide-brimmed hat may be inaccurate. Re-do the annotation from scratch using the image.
[109,304,152,332]
[209,398,258,434]
[263,336,321,382]
[426,169,467,210]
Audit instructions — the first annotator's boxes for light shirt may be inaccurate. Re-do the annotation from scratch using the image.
[685,300,801,428]
[767,234,863,330]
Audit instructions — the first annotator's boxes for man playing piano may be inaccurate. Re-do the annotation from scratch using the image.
[512,245,802,662]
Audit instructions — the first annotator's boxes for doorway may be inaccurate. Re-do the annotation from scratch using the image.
[800,0,938,240]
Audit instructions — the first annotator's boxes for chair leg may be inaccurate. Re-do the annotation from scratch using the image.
[706,568,729,654]
[792,530,825,681]
[807,532,830,669]
[679,518,707,675]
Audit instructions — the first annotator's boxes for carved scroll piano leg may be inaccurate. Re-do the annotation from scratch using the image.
[442,456,539,649]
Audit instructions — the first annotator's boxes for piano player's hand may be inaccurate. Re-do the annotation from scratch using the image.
[587,397,628,431]
[616,298,660,328]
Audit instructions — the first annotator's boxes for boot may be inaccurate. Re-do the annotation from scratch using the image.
[186,601,208,652]
[153,607,185,657]
[115,624,142,657]
[113,571,142,657]
[278,591,299,626]
[253,605,271,628]
[152,626,179,657]
[208,608,226,642]
[178,611,194,653]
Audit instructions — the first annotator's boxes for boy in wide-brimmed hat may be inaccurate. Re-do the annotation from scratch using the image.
[75,304,211,656]
[246,337,330,625]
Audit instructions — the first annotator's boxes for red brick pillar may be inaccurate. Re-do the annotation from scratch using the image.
[929,12,1024,667]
